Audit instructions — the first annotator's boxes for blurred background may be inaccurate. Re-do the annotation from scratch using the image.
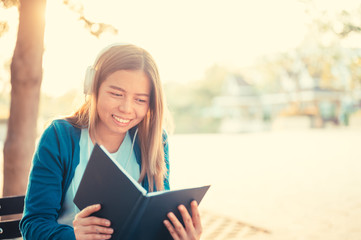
[1,0,361,239]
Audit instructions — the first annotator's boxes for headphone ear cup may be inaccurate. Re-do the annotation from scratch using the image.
[83,42,129,94]
[84,66,96,94]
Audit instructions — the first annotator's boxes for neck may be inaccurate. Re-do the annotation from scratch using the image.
[90,129,126,153]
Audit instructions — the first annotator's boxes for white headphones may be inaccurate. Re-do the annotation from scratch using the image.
[83,42,131,95]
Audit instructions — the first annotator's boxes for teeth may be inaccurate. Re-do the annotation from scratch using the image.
[113,115,130,124]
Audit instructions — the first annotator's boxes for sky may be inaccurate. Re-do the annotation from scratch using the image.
[1,0,360,97]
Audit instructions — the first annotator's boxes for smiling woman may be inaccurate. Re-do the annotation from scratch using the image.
[20,43,203,240]
[67,44,167,192]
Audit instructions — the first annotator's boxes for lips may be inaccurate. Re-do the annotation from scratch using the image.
[112,114,131,124]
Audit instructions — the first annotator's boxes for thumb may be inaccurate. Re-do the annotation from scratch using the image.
[77,204,101,218]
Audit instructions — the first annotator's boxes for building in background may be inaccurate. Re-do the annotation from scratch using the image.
[211,73,361,133]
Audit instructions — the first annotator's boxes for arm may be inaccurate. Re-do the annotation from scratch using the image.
[20,122,77,239]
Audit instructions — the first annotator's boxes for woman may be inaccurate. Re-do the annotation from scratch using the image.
[20,44,202,240]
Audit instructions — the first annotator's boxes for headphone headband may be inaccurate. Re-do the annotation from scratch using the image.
[83,42,130,95]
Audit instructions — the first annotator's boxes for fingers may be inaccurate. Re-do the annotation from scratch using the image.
[74,223,113,240]
[163,219,180,240]
[74,204,111,227]
[164,211,186,240]
[190,201,202,234]
[76,232,112,240]
[80,224,113,234]
[178,204,195,234]
[79,225,113,239]
[77,231,112,240]
[73,204,113,240]
[163,201,202,240]
[74,219,113,240]
[74,215,111,228]
[77,204,102,218]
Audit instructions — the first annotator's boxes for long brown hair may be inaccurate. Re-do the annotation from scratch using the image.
[66,44,168,191]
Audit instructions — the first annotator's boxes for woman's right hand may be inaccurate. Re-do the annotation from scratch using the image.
[73,204,114,240]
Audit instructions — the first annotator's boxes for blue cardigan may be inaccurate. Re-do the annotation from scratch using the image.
[20,119,170,240]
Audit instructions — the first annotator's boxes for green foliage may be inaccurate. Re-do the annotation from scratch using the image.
[335,8,361,38]
[0,0,16,37]
[63,0,118,38]
[304,1,361,38]
[0,0,19,8]
[0,21,9,37]
[164,65,227,133]
[254,45,361,93]
[252,1,361,94]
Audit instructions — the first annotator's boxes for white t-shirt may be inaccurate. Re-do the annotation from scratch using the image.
[57,128,140,226]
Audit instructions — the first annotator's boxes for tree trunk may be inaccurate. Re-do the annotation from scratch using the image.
[2,0,46,197]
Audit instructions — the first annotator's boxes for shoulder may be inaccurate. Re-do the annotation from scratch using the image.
[44,119,81,137]
[50,119,80,132]
[34,119,82,176]
[38,119,81,150]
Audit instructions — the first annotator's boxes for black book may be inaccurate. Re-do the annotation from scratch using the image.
[73,144,210,240]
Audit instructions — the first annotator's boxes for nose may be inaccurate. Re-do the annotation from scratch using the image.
[119,97,132,113]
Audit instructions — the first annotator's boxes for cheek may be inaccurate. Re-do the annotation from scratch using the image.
[96,97,112,117]
[137,106,150,119]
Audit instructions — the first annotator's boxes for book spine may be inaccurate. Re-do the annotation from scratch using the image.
[113,195,144,240]
[123,197,150,240]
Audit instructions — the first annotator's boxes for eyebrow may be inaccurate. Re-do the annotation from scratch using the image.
[109,85,150,97]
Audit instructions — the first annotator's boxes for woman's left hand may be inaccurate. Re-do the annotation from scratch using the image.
[163,200,202,240]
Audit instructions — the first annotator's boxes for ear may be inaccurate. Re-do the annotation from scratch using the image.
[84,66,96,94]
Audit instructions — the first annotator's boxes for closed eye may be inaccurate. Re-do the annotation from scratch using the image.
[110,92,123,97]
[136,98,147,103]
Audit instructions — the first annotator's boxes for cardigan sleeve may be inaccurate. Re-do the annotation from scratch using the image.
[20,120,78,240]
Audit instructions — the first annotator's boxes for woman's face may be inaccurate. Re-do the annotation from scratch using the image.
[96,69,151,140]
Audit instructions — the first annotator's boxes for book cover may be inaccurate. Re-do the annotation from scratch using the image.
[73,144,210,240]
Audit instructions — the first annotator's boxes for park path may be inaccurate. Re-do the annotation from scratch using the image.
[169,127,361,240]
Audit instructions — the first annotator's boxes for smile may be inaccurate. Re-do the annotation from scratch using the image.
[112,115,131,124]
